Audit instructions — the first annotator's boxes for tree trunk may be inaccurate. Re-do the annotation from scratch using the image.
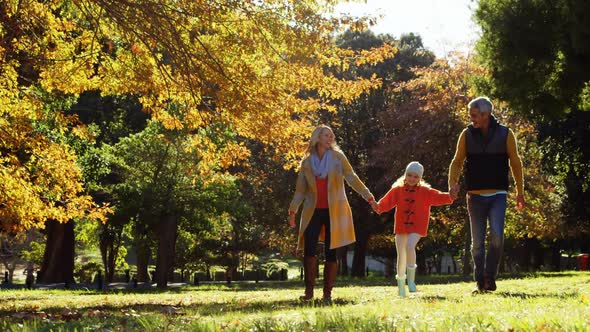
[531,238,544,270]
[350,203,377,278]
[135,231,151,282]
[229,251,240,281]
[155,215,177,288]
[351,228,369,277]
[519,238,534,271]
[39,219,75,284]
[550,240,561,271]
[7,265,14,283]
[99,224,122,283]
[417,253,426,274]
[337,247,348,276]
[436,253,442,274]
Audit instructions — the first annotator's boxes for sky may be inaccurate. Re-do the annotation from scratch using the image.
[332,0,481,58]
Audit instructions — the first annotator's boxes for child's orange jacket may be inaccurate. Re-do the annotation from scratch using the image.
[376,185,453,236]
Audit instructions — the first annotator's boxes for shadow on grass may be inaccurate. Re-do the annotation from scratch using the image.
[496,290,581,299]
[532,272,581,278]
[0,296,357,323]
[2,271,583,295]
[417,295,448,301]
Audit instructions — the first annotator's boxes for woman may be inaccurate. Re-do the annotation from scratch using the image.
[288,125,375,302]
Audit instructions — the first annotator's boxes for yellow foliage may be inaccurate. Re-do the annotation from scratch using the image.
[1,0,393,231]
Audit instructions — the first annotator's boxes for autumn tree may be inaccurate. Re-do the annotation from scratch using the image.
[0,2,109,235]
[314,31,434,276]
[474,0,590,249]
[1,0,392,225]
[2,1,394,286]
[369,54,477,274]
[372,53,564,273]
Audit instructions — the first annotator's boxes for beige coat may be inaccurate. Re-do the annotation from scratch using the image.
[289,150,374,250]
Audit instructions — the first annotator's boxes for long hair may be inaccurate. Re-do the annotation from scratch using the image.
[302,125,342,160]
[391,175,431,188]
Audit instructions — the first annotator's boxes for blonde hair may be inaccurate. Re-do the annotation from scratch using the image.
[391,174,431,188]
[303,125,342,159]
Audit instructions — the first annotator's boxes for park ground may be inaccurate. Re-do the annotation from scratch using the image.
[0,271,589,331]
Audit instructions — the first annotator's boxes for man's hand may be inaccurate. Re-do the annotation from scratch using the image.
[288,211,296,228]
[516,194,525,211]
[450,184,460,200]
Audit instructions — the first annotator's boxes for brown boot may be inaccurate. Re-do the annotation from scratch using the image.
[300,256,316,301]
[322,261,338,303]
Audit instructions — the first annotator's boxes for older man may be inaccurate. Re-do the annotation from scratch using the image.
[449,96,525,293]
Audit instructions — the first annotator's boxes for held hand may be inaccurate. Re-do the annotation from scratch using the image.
[516,194,525,211]
[449,184,460,200]
[370,201,379,213]
[288,214,296,228]
[447,192,456,202]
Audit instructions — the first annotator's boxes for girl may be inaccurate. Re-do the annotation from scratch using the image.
[288,125,375,303]
[372,161,453,297]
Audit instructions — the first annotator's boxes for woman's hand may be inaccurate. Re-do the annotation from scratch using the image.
[370,201,379,213]
[288,211,296,228]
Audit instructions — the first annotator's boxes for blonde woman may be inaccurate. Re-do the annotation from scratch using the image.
[288,125,375,303]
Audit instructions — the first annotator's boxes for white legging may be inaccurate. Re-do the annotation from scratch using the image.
[395,233,421,278]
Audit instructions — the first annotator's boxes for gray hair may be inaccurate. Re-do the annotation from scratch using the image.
[468,96,493,113]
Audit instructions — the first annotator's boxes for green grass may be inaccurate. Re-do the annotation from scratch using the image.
[1,272,589,331]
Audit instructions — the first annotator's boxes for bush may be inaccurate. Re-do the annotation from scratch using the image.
[74,261,102,284]
[261,260,289,280]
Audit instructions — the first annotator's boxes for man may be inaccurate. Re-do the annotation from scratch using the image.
[449,96,525,293]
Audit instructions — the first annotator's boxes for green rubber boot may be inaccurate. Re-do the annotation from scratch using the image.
[407,266,417,292]
[396,277,407,297]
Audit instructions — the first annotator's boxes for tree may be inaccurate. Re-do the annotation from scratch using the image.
[1,0,394,285]
[1,0,393,230]
[370,53,563,273]
[369,54,477,274]
[318,31,435,276]
[232,140,300,258]
[70,91,148,283]
[0,3,108,234]
[0,230,42,283]
[474,0,590,242]
[104,120,240,287]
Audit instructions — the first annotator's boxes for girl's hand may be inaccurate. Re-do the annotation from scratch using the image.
[448,192,456,202]
[288,213,296,228]
[370,201,379,213]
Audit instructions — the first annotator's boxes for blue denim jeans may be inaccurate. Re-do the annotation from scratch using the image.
[467,193,507,282]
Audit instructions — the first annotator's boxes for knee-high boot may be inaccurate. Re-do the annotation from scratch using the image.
[300,256,317,300]
[322,261,338,303]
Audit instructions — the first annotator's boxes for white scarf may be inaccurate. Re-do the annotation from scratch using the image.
[311,150,332,179]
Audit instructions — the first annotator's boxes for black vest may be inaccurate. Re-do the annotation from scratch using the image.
[464,116,509,191]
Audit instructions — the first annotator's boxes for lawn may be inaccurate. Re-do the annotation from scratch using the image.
[1,272,589,331]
